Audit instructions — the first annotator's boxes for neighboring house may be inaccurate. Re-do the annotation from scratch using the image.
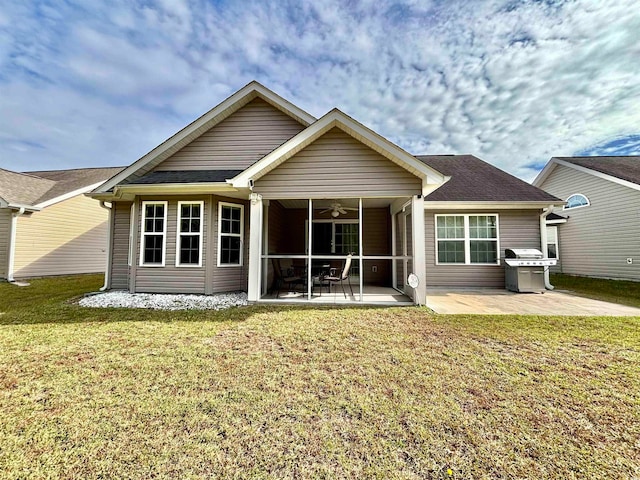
[0,166,123,281]
[89,81,561,305]
[533,156,640,281]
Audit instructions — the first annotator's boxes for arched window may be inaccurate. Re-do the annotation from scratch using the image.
[564,193,590,210]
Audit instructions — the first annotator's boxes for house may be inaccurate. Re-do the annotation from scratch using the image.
[89,81,561,304]
[0,166,123,282]
[533,156,640,281]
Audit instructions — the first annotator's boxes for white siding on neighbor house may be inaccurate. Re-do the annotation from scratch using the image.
[539,164,640,280]
[131,195,250,294]
[12,195,109,278]
[425,209,541,287]
[154,98,305,171]
[254,128,422,199]
[0,209,11,279]
[111,201,132,289]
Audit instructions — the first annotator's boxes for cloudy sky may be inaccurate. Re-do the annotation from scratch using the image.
[1,0,639,181]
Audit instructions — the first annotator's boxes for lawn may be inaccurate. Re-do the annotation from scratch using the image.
[551,273,640,308]
[1,275,639,479]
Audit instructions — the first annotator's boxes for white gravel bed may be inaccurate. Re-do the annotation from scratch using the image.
[79,291,248,310]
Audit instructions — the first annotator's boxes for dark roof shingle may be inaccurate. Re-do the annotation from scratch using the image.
[124,170,244,185]
[417,155,561,203]
[554,156,640,185]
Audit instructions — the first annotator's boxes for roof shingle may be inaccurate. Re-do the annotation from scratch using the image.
[0,166,123,207]
[417,155,561,203]
[554,156,640,185]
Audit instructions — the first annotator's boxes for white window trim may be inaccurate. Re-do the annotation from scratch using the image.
[563,193,590,210]
[139,201,168,267]
[128,203,134,267]
[176,200,204,268]
[546,225,559,260]
[434,214,501,266]
[217,201,244,267]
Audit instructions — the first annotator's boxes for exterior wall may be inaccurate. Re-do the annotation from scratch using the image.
[111,201,132,289]
[539,165,640,280]
[0,209,10,279]
[424,209,541,287]
[154,98,305,171]
[131,195,249,294]
[12,195,109,278]
[254,128,422,199]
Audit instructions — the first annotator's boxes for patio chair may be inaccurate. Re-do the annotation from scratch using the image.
[271,258,303,298]
[323,254,354,298]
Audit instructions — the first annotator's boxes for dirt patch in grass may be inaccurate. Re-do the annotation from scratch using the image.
[0,276,639,478]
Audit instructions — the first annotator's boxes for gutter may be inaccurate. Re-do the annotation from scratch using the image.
[7,207,26,283]
[540,205,555,290]
[99,201,113,291]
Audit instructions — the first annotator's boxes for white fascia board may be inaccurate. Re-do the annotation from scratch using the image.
[547,158,640,192]
[5,203,40,212]
[230,109,446,188]
[424,201,565,210]
[546,219,567,224]
[34,181,105,209]
[95,81,317,194]
[531,159,556,187]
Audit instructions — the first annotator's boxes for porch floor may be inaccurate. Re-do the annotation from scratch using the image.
[260,285,413,305]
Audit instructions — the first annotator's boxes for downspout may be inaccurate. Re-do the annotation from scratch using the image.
[99,201,113,291]
[7,207,25,283]
[540,205,555,290]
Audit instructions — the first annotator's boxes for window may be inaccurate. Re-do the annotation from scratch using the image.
[435,214,499,265]
[218,202,243,266]
[546,226,559,259]
[176,201,204,267]
[140,201,167,266]
[564,193,589,210]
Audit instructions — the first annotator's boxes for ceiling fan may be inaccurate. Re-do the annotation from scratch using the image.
[318,202,358,218]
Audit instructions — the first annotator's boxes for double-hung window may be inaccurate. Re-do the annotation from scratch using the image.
[436,214,499,265]
[546,226,559,259]
[140,201,167,266]
[218,202,243,266]
[177,201,204,267]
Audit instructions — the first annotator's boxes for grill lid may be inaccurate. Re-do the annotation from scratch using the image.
[505,248,544,259]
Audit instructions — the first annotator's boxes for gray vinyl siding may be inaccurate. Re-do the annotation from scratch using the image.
[132,195,249,294]
[425,209,541,287]
[111,201,132,289]
[0,209,10,279]
[539,164,640,280]
[211,196,250,293]
[135,196,207,294]
[254,128,422,199]
[154,98,305,171]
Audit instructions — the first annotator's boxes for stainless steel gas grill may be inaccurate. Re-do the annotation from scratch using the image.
[504,248,557,293]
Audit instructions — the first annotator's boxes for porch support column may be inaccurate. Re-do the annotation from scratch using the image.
[411,194,426,305]
[247,193,263,302]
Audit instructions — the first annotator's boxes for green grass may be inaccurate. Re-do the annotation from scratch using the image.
[1,275,639,479]
[551,273,640,308]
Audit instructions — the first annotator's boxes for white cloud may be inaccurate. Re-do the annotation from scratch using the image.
[0,0,639,181]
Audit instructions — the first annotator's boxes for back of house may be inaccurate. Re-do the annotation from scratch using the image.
[533,156,640,281]
[89,81,561,304]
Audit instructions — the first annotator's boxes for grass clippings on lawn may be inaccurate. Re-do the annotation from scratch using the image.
[1,275,639,479]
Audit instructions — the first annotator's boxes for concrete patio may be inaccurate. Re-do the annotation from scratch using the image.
[426,288,640,316]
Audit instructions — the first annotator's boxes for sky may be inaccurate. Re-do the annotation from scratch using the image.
[1,0,639,182]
